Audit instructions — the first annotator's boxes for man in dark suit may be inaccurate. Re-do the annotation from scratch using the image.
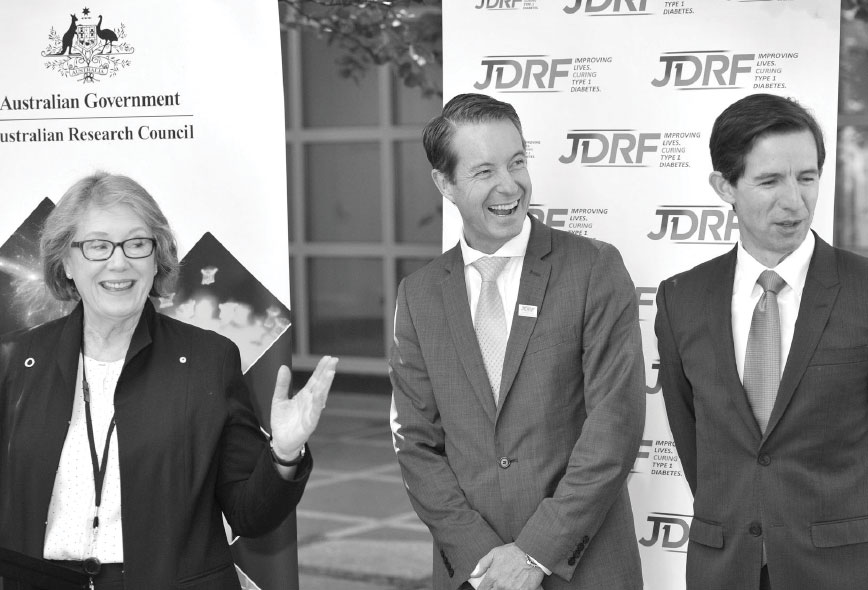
[389,93,645,590]
[656,93,868,590]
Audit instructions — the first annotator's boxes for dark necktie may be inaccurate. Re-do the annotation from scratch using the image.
[743,270,787,434]
[472,257,510,403]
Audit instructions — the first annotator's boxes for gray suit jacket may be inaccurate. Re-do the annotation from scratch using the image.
[390,217,645,590]
[655,234,868,590]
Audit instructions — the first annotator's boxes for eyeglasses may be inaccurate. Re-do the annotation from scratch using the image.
[71,237,157,261]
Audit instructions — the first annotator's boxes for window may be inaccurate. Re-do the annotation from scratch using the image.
[284,28,442,374]
[837,7,868,257]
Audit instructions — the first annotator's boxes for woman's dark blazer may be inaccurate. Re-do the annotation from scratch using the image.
[0,300,311,590]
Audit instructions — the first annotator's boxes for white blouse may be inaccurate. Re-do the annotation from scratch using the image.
[43,356,124,563]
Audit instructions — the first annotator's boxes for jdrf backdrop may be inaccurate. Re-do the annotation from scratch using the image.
[443,2,840,588]
[0,2,294,589]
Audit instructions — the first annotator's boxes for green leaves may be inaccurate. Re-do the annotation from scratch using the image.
[280,0,442,98]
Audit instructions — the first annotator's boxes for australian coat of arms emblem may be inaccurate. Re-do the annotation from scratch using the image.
[41,8,134,82]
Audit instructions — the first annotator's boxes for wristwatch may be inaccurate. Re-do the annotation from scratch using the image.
[525,554,543,571]
[270,440,306,467]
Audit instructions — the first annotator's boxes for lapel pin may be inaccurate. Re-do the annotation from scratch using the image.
[518,304,538,318]
[24,357,35,367]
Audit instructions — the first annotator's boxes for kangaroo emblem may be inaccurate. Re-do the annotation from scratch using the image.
[42,11,135,82]
[54,14,78,56]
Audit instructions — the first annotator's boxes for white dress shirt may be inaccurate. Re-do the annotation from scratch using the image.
[732,232,815,382]
[459,217,552,586]
[460,216,532,336]
[44,356,124,563]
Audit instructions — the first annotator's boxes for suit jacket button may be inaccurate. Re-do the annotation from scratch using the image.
[749,522,763,536]
[499,457,511,469]
[758,454,771,466]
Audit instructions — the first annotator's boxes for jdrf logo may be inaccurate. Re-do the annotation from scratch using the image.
[559,131,660,166]
[645,360,661,395]
[564,0,648,14]
[636,439,653,461]
[528,206,568,228]
[639,513,691,551]
[631,439,653,474]
[474,57,571,92]
[647,206,738,242]
[651,52,755,88]
[475,0,520,8]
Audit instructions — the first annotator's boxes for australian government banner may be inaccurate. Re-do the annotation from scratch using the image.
[0,2,294,589]
[443,1,840,588]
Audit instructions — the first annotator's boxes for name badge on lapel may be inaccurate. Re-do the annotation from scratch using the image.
[518,304,538,318]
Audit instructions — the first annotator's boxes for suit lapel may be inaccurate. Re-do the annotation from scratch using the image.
[765,235,839,440]
[46,303,84,449]
[497,219,551,418]
[125,299,155,365]
[708,248,763,440]
[55,302,84,392]
[441,245,498,421]
[31,304,85,536]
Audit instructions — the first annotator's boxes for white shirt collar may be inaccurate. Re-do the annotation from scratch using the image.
[460,216,532,266]
[734,231,815,299]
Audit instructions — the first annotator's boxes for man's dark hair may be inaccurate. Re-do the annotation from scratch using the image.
[710,93,825,184]
[422,93,525,183]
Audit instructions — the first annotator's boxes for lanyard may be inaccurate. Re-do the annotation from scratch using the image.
[81,352,116,530]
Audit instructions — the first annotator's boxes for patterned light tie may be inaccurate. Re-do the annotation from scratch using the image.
[472,257,510,403]
[743,270,787,434]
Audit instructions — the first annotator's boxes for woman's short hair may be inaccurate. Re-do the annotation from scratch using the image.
[41,172,180,301]
[422,93,526,183]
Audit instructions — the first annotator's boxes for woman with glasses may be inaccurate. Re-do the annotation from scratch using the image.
[0,172,337,590]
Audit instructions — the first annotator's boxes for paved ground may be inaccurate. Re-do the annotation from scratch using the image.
[297,390,433,590]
